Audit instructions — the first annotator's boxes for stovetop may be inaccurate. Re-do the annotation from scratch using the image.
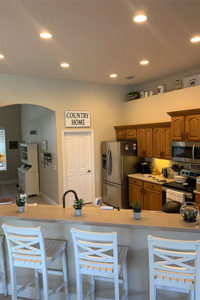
[162,181,195,193]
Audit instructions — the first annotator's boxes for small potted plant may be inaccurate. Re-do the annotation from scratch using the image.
[133,200,142,220]
[73,198,84,216]
[16,193,27,213]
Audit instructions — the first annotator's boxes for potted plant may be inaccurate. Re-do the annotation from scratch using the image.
[16,193,27,212]
[133,200,142,220]
[73,198,84,216]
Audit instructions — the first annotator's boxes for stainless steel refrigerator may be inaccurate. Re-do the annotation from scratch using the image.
[101,141,143,209]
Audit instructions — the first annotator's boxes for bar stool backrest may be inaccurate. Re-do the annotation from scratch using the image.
[148,235,200,297]
[71,228,119,278]
[2,224,47,270]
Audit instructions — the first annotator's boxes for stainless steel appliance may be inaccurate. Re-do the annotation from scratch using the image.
[139,161,152,174]
[172,141,200,163]
[162,169,200,206]
[101,141,143,209]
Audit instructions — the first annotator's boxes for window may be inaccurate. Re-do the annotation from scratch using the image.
[0,129,7,171]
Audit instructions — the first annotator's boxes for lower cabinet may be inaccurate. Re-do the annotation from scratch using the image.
[129,178,162,211]
[195,193,200,210]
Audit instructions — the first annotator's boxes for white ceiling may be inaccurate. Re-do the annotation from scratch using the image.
[0,0,200,86]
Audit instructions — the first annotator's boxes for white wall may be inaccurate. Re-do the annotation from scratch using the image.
[0,73,128,202]
[122,85,200,124]
[20,104,58,202]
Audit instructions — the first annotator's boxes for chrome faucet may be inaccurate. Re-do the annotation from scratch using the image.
[62,190,78,208]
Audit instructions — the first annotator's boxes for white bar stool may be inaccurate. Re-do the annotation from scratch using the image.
[71,228,128,300]
[148,235,200,300]
[0,235,7,296]
[2,223,69,300]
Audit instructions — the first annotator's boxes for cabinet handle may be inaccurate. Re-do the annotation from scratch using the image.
[162,151,165,158]
[186,132,189,140]
[181,133,184,140]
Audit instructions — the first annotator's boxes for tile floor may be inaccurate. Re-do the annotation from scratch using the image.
[0,183,49,205]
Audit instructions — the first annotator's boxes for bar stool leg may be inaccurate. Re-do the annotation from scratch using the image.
[10,266,17,300]
[35,269,41,300]
[42,270,49,299]
[76,272,83,300]
[90,275,95,300]
[122,259,128,299]
[61,249,69,299]
[0,240,7,296]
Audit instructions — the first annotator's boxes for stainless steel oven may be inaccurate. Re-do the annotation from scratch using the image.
[172,141,200,163]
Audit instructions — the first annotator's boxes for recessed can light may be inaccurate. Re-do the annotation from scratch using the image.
[40,32,52,39]
[190,35,200,43]
[133,14,147,23]
[60,62,70,68]
[140,59,149,65]
[110,74,118,78]
[0,54,5,59]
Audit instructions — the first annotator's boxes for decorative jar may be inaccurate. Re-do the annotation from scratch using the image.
[180,202,199,223]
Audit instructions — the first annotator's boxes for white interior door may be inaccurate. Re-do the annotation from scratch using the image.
[63,130,94,206]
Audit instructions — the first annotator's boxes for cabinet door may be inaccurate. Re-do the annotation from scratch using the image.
[162,127,171,159]
[185,115,200,141]
[116,129,125,140]
[143,188,162,211]
[125,129,137,140]
[171,116,185,141]
[144,128,153,157]
[137,129,145,157]
[153,128,162,158]
[129,182,143,208]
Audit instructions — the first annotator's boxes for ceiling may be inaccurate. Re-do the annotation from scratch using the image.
[0,0,200,86]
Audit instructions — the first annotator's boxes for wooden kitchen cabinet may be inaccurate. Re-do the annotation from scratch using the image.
[171,116,185,141]
[185,115,200,141]
[129,178,162,210]
[115,128,137,140]
[153,127,171,159]
[129,178,143,208]
[169,109,200,141]
[137,128,153,157]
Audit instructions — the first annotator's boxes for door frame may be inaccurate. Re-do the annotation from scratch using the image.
[62,129,95,203]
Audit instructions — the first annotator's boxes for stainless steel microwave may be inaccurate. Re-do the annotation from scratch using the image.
[172,141,200,163]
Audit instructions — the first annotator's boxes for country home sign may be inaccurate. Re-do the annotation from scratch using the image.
[64,110,91,128]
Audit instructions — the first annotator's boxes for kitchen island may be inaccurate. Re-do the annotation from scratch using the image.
[0,204,199,300]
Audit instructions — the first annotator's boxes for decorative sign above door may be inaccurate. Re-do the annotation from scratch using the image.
[64,110,90,128]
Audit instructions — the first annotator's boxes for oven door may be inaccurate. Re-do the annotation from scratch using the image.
[162,186,193,205]
[172,141,194,163]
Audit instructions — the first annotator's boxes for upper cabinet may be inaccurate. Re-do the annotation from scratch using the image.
[168,109,200,141]
[115,128,136,140]
[153,127,171,159]
[137,128,153,158]
[171,116,185,141]
[115,122,171,159]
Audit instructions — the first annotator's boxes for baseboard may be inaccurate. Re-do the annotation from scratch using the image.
[39,191,57,205]
[0,179,17,185]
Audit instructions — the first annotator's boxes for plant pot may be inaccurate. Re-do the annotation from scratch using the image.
[18,206,25,213]
[75,208,82,216]
[134,212,141,220]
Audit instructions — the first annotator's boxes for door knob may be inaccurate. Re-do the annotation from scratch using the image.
[87,170,91,173]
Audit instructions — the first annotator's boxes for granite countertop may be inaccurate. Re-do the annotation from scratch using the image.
[128,173,174,185]
[0,204,200,233]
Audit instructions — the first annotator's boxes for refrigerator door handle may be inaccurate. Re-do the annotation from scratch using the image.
[109,149,112,175]
[104,181,120,187]
[107,149,112,175]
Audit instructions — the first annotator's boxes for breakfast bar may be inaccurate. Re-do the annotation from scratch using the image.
[0,204,199,299]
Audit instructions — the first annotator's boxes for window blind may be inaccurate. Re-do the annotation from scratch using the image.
[0,129,7,171]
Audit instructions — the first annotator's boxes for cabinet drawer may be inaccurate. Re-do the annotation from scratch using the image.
[144,181,162,192]
[129,178,143,186]
[125,129,137,139]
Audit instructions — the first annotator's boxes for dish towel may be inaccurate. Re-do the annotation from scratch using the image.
[166,189,185,204]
